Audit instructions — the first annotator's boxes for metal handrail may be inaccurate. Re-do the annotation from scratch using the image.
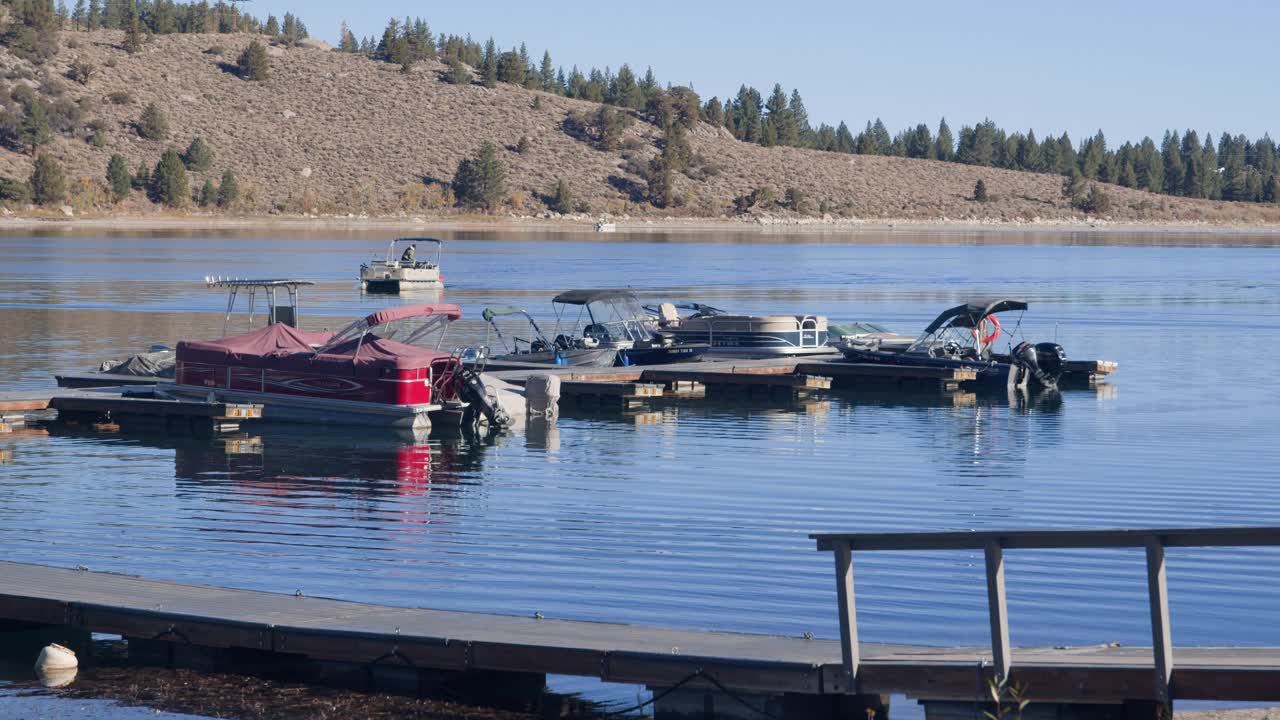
[811,526,1280,703]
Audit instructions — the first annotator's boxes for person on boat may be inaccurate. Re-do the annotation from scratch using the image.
[400,243,416,264]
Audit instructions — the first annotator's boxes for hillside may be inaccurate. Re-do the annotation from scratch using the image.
[3,30,1280,225]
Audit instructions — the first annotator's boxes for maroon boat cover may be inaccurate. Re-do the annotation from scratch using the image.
[177,322,452,376]
[364,303,462,327]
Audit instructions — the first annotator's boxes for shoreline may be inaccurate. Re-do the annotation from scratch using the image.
[3,213,1280,237]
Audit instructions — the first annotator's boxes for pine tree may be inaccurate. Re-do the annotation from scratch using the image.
[645,155,673,208]
[150,149,189,207]
[30,154,66,206]
[87,0,99,29]
[20,102,53,150]
[788,90,812,148]
[480,38,497,89]
[217,169,239,208]
[182,136,213,172]
[835,121,855,154]
[132,162,150,190]
[539,51,555,92]
[199,178,216,206]
[1161,131,1184,194]
[1264,174,1279,204]
[237,39,269,81]
[1061,168,1087,204]
[338,22,358,53]
[121,0,143,54]
[453,141,506,210]
[106,153,131,201]
[443,56,471,85]
[973,179,989,202]
[549,177,573,214]
[935,118,954,161]
[72,0,85,29]
[265,15,279,36]
[137,103,168,140]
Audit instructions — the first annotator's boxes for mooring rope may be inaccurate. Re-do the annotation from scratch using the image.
[600,669,782,720]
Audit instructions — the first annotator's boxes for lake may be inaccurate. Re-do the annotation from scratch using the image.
[1,227,1279,716]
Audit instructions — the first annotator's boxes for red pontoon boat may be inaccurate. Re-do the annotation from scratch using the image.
[172,304,466,429]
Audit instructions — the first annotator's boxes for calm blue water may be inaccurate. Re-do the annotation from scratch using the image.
[1,229,1279,714]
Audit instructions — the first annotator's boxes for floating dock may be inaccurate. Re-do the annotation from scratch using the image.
[0,527,1275,720]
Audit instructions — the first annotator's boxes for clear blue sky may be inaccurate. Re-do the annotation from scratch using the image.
[248,0,1277,146]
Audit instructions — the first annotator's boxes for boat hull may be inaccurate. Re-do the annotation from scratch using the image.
[360,263,443,293]
[166,385,440,430]
[490,348,618,367]
[835,346,1011,387]
[618,344,711,366]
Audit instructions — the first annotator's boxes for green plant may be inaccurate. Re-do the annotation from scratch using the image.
[983,675,1030,720]
[974,179,990,202]
[237,40,270,81]
[136,103,168,140]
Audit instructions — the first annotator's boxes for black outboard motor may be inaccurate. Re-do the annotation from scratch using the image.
[1010,341,1065,391]
[1034,342,1066,382]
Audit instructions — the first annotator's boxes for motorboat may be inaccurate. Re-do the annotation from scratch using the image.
[360,238,444,293]
[172,304,468,429]
[552,289,710,366]
[652,302,830,358]
[827,321,914,353]
[830,299,1068,391]
[481,306,618,367]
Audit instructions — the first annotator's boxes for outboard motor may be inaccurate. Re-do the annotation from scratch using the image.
[1010,341,1063,391]
[1034,342,1066,382]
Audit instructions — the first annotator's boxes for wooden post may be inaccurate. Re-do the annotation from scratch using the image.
[1145,537,1173,704]
[984,540,1011,680]
[833,542,859,684]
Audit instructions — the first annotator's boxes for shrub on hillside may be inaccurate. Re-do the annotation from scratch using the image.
[136,103,168,140]
[108,91,133,105]
[182,137,213,172]
[29,154,66,206]
[443,57,471,85]
[973,179,990,202]
[0,177,32,204]
[237,40,270,81]
[549,178,572,214]
[149,149,189,207]
[1,3,60,64]
[1076,184,1112,215]
[67,61,96,85]
[452,141,506,210]
[19,102,52,149]
[785,187,807,212]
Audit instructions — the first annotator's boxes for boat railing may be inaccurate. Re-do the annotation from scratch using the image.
[810,526,1280,704]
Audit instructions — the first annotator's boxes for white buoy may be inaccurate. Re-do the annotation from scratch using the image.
[37,666,77,688]
[34,643,78,672]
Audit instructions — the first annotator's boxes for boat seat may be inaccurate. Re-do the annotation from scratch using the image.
[657,302,680,326]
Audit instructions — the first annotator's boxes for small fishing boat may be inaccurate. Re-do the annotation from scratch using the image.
[360,238,445,293]
[652,303,830,358]
[552,289,710,366]
[482,306,618,367]
[173,304,468,429]
[830,299,1068,391]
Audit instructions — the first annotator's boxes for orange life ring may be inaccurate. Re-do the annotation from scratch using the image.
[972,315,1001,344]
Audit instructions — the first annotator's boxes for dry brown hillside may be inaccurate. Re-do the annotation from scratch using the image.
[4,29,1280,224]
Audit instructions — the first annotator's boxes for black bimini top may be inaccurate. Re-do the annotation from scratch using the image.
[552,289,640,305]
[923,299,1029,334]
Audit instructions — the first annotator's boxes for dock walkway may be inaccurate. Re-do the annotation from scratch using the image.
[2,555,1278,716]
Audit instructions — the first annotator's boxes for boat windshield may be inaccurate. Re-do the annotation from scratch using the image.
[577,296,656,344]
[483,307,552,353]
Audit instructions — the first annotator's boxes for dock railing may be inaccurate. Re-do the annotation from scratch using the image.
[811,526,1280,703]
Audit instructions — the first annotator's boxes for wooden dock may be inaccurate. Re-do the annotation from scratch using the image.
[2,527,1278,719]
